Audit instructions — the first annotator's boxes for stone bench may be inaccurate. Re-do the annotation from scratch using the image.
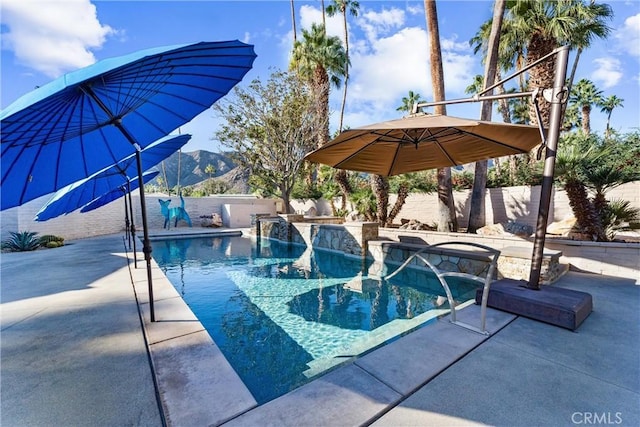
[498,246,568,285]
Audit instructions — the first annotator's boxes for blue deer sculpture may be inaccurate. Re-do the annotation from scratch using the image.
[159,194,192,229]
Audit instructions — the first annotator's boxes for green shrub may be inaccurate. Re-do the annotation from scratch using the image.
[2,231,41,252]
[39,234,64,247]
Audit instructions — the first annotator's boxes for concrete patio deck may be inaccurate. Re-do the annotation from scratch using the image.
[1,231,638,426]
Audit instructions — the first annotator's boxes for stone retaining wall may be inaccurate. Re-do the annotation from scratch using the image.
[255,216,377,257]
[367,240,495,280]
[378,228,639,283]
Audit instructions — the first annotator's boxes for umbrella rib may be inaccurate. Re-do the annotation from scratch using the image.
[387,139,404,176]
[1,94,77,202]
[431,136,459,166]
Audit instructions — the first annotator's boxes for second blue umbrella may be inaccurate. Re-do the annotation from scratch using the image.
[35,134,191,221]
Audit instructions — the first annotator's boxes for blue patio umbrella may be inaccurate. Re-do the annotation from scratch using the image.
[81,169,161,262]
[1,41,256,321]
[80,170,160,214]
[34,134,191,222]
[34,133,190,267]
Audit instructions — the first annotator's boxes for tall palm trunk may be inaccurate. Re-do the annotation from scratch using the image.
[335,169,351,211]
[468,0,504,233]
[338,8,349,132]
[387,183,409,226]
[494,72,513,177]
[564,179,606,241]
[290,0,297,44]
[526,34,557,163]
[425,0,456,232]
[371,174,389,226]
[314,67,331,147]
[581,104,591,135]
[526,34,557,128]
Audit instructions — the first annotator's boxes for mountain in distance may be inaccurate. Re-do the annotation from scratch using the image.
[151,149,238,187]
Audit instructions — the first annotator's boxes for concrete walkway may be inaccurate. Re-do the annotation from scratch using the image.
[1,232,639,426]
[0,235,162,426]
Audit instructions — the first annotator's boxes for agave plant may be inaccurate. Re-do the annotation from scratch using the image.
[1,231,41,252]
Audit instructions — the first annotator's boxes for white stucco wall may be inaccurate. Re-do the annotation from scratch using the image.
[291,181,640,228]
[0,193,280,242]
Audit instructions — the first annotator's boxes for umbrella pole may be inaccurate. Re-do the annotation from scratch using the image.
[134,150,156,322]
[528,46,569,289]
[127,181,138,267]
[124,191,131,250]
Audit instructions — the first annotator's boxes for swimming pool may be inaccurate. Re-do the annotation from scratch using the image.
[152,235,478,404]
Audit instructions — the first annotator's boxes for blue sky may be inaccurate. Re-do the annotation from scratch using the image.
[2,0,639,153]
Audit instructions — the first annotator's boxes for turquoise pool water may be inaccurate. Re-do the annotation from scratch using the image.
[152,235,478,404]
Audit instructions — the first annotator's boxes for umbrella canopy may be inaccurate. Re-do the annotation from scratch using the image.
[1,40,256,210]
[34,134,191,221]
[304,114,544,176]
[1,40,255,322]
[80,170,160,214]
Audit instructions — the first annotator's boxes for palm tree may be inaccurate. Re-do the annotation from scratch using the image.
[291,23,347,204]
[320,0,327,29]
[555,144,607,241]
[470,12,527,99]
[326,0,360,132]
[205,164,215,179]
[561,103,581,132]
[584,164,640,220]
[465,75,484,96]
[468,0,505,234]
[396,90,426,114]
[564,1,614,102]
[425,0,456,232]
[569,78,603,135]
[291,23,347,148]
[370,174,389,225]
[506,0,612,128]
[600,94,624,139]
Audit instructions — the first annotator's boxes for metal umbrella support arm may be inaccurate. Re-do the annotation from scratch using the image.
[414,45,570,290]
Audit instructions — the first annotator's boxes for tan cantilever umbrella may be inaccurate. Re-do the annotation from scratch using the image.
[304,113,544,176]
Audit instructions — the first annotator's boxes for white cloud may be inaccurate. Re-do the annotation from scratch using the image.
[614,13,640,58]
[406,3,423,16]
[441,50,478,94]
[299,4,343,39]
[349,27,429,108]
[441,34,471,52]
[591,57,623,89]
[293,3,480,131]
[357,7,406,42]
[342,25,477,127]
[1,0,115,78]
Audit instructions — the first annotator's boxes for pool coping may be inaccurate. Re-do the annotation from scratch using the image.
[132,228,517,426]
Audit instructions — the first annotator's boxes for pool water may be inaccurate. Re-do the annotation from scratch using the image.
[152,235,478,404]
